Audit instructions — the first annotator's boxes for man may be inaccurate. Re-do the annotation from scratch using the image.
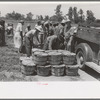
[53,22,59,35]
[25,24,31,34]
[64,19,77,52]
[35,20,41,28]
[43,33,64,50]
[6,23,13,35]
[48,21,54,36]
[25,26,43,57]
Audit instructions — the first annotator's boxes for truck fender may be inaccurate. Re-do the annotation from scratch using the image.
[75,43,93,62]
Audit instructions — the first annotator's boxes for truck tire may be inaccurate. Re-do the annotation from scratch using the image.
[75,43,93,69]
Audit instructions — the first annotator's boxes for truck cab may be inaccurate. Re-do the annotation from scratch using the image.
[74,25,100,73]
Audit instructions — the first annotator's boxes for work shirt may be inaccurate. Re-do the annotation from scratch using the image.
[54,24,64,37]
[25,29,40,46]
[44,35,64,50]
[48,26,54,36]
[25,29,36,38]
[64,26,77,39]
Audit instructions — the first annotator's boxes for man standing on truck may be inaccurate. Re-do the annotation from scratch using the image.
[64,19,77,52]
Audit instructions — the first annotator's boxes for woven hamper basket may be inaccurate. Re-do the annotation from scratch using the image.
[32,48,44,60]
[21,60,36,75]
[63,52,76,65]
[37,65,51,76]
[33,52,48,65]
[48,52,62,65]
[19,57,32,65]
[65,65,79,76]
[51,64,65,76]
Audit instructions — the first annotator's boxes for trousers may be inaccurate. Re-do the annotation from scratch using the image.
[25,36,32,57]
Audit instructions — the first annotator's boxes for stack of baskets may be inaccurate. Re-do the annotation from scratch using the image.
[62,52,79,76]
[47,51,64,76]
[33,51,51,76]
[20,48,79,76]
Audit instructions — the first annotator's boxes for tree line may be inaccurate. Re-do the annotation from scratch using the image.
[1,4,98,24]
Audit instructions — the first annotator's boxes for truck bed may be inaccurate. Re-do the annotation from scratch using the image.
[76,26,100,45]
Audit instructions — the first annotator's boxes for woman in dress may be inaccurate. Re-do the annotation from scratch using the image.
[14,20,24,51]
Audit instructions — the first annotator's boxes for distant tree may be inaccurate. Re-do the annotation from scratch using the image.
[52,4,63,22]
[73,7,79,23]
[86,10,96,23]
[5,11,25,20]
[44,15,49,21]
[26,12,33,21]
[78,9,85,22]
[55,4,62,15]
[50,15,58,21]
[67,7,73,21]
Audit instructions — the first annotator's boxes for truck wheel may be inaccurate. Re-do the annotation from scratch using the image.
[76,50,86,69]
[75,43,93,69]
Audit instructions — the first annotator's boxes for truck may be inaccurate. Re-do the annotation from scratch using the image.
[73,24,100,73]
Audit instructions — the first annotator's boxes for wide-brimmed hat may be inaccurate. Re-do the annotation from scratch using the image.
[44,21,49,25]
[61,19,71,23]
[35,26,43,32]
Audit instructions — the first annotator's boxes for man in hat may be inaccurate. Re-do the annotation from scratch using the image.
[64,19,77,51]
[25,26,43,57]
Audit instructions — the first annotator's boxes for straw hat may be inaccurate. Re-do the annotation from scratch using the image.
[61,19,71,23]
[35,26,43,32]
[44,21,49,25]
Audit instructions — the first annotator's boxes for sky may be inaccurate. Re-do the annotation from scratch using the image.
[0,2,100,19]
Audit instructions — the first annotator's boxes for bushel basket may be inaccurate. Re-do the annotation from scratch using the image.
[65,65,79,76]
[37,65,51,76]
[51,64,65,76]
[21,60,36,75]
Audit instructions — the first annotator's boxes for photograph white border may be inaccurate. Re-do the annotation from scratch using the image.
[0,1,100,99]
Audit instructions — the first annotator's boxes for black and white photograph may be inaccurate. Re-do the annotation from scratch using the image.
[0,1,99,82]
[1,1,100,99]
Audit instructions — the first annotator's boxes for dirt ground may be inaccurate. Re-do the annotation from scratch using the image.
[0,35,27,81]
[0,34,97,81]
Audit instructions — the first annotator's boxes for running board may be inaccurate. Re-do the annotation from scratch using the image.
[85,62,100,73]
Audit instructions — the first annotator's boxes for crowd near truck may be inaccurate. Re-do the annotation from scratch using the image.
[73,24,100,73]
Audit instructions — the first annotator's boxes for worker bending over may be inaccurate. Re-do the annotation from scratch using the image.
[25,26,43,57]
[43,33,64,50]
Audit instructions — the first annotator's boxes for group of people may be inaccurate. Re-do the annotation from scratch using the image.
[14,19,77,57]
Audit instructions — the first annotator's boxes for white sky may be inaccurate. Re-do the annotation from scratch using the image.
[0,2,100,19]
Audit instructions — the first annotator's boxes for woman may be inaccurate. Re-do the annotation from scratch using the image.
[14,20,24,50]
